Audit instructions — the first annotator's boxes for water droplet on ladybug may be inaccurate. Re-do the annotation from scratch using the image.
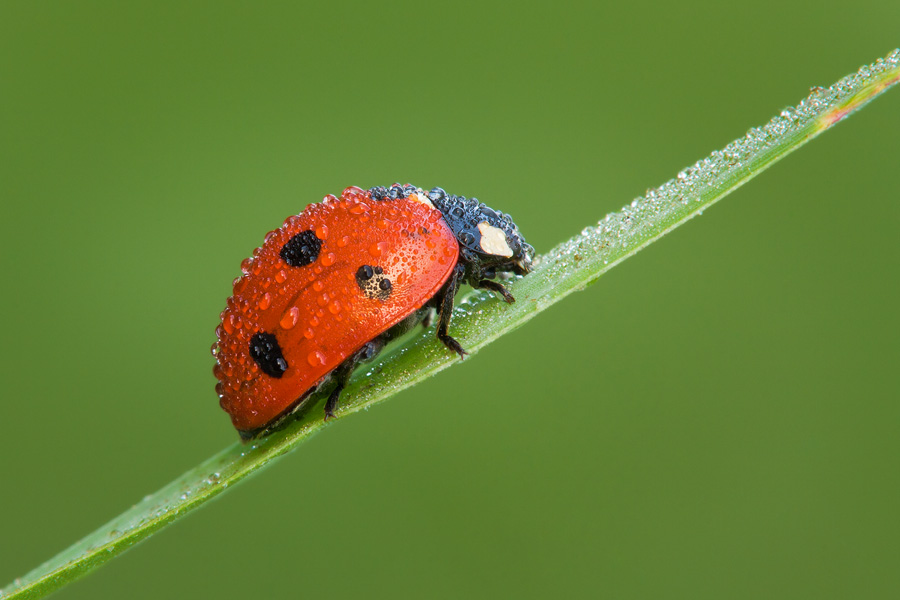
[368,241,389,258]
[313,280,324,292]
[328,300,341,315]
[275,270,287,284]
[337,235,350,247]
[240,258,254,275]
[279,307,300,329]
[303,328,315,339]
[307,350,327,367]
[258,293,272,310]
[343,186,364,197]
[321,252,336,266]
[232,277,248,295]
[315,225,329,240]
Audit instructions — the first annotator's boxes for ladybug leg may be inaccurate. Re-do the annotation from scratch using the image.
[421,307,435,330]
[475,279,515,304]
[324,339,385,420]
[435,264,468,359]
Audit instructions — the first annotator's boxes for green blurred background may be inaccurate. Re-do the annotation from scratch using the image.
[2,2,898,598]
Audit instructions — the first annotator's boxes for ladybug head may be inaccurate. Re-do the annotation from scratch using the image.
[426,187,535,277]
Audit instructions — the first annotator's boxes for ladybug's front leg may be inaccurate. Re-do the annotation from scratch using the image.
[474,279,515,303]
[434,264,468,359]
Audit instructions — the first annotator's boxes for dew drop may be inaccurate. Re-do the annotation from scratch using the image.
[321,252,336,266]
[232,277,248,295]
[328,300,341,315]
[258,293,272,310]
[315,225,329,240]
[307,350,327,367]
[368,241,389,258]
[275,270,288,284]
[313,280,325,292]
[280,307,300,329]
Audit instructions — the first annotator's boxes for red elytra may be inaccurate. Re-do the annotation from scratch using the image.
[213,186,459,434]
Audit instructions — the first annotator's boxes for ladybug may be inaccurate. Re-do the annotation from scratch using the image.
[213,184,534,439]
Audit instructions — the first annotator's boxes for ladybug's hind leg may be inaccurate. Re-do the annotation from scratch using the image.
[324,339,385,420]
[322,310,428,420]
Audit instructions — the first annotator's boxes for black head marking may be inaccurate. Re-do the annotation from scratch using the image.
[427,187,447,202]
[429,191,534,270]
[368,183,418,202]
[355,264,392,300]
[280,230,322,267]
[249,332,288,378]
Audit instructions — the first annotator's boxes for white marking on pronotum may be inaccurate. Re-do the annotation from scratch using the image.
[477,222,513,257]
[408,191,435,209]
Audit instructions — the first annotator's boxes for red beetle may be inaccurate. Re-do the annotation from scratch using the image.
[213,184,534,439]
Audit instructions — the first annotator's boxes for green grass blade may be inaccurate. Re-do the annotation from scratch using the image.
[4,48,898,600]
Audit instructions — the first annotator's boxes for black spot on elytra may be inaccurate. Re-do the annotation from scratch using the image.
[355,264,392,300]
[249,332,288,378]
[280,230,321,267]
